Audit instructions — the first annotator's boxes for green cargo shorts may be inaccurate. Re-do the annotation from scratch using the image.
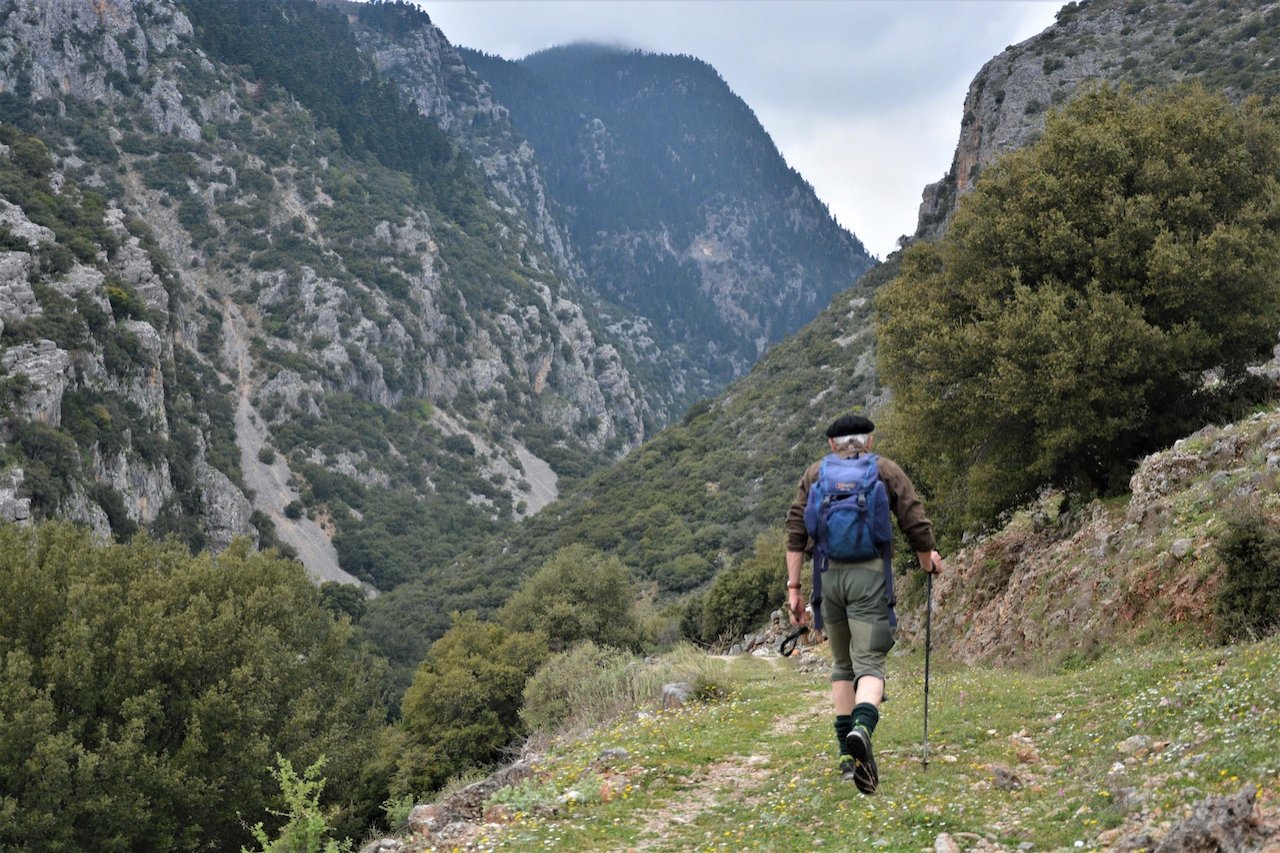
[821,558,895,684]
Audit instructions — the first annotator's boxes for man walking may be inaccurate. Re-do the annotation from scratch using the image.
[785,414,943,793]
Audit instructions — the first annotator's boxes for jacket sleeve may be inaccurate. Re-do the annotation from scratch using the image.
[784,462,820,553]
[878,457,937,553]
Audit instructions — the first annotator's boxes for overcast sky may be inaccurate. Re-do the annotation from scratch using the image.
[417,0,1065,260]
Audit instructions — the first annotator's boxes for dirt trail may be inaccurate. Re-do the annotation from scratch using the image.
[628,680,829,850]
[222,303,373,593]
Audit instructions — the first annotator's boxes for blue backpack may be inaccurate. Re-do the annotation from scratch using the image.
[803,453,897,630]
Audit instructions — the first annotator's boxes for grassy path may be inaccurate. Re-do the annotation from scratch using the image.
[465,635,1280,851]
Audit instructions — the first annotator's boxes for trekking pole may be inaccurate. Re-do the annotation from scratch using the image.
[922,569,933,770]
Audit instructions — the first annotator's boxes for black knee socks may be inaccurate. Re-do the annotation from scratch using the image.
[835,714,853,755]
[837,703,881,755]
[852,702,880,735]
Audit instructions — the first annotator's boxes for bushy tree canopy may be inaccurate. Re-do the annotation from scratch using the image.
[0,522,389,851]
[387,544,643,794]
[391,613,548,795]
[876,85,1280,533]
[699,530,785,644]
[498,544,643,652]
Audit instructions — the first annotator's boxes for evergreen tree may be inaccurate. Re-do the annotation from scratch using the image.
[498,544,643,652]
[390,613,548,795]
[876,85,1280,534]
[0,523,389,850]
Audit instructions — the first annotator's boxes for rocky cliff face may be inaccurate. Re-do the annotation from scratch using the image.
[916,397,1280,667]
[0,0,651,590]
[916,0,1280,241]
[339,1,581,283]
[0,0,253,550]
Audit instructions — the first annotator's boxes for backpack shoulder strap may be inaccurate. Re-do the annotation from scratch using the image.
[862,452,881,481]
[861,453,898,626]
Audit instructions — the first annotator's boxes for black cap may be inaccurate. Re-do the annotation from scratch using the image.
[826,414,875,438]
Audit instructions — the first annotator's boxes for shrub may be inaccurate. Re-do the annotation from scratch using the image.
[679,590,706,643]
[700,530,784,645]
[0,523,389,851]
[106,280,148,321]
[319,581,367,621]
[488,776,573,814]
[1214,507,1280,643]
[392,613,549,796]
[520,641,644,734]
[89,482,138,541]
[498,544,642,652]
[242,756,352,853]
[12,421,80,514]
[521,641,731,735]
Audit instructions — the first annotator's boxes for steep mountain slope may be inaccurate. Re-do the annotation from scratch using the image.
[463,44,877,413]
[0,0,647,591]
[917,0,1280,240]
[0,0,886,607]
[364,259,894,674]
[338,0,581,287]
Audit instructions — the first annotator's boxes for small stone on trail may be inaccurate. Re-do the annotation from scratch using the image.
[594,747,631,768]
[1116,734,1153,756]
[934,832,961,853]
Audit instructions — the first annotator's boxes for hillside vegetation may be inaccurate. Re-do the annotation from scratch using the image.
[0,522,390,850]
[880,85,1280,535]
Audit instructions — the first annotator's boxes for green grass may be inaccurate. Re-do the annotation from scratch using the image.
[472,634,1280,851]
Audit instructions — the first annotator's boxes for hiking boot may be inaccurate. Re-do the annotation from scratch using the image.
[845,725,878,794]
[839,755,857,782]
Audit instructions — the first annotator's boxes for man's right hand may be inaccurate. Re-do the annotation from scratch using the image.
[918,550,944,574]
[787,588,808,626]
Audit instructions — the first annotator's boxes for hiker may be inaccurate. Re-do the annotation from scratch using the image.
[784,414,943,793]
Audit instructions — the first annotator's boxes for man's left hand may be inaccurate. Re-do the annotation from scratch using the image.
[787,588,809,626]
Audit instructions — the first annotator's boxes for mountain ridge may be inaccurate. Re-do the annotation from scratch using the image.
[0,0,648,583]
[461,41,876,411]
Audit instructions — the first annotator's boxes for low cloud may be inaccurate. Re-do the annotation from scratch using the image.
[422,0,1062,257]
